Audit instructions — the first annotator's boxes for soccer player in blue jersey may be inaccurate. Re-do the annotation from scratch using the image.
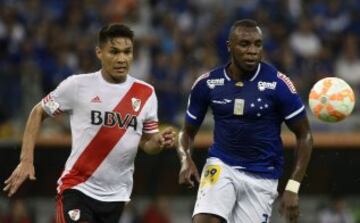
[176,19,313,223]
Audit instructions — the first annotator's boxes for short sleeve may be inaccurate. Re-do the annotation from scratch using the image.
[41,75,77,117]
[185,73,211,126]
[276,72,306,122]
[143,90,159,134]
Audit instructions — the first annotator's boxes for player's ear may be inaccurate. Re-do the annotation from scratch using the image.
[95,46,102,60]
[226,40,230,52]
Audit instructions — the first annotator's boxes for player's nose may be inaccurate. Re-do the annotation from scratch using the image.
[116,53,127,63]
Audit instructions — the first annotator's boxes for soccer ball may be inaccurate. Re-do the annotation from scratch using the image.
[308,77,355,122]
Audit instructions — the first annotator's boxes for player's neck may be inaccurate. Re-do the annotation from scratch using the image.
[101,70,127,84]
[227,64,251,82]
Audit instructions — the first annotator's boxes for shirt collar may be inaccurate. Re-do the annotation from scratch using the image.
[223,63,261,82]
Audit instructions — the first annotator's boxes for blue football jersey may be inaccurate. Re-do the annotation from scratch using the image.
[186,62,306,179]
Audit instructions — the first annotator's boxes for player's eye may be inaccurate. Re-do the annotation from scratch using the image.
[239,41,250,47]
[255,41,263,47]
[110,49,118,54]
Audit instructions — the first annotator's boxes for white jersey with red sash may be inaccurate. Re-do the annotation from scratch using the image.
[41,71,159,202]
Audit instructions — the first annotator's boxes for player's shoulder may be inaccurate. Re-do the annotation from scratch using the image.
[260,62,297,93]
[64,71,99,83]
[276,71,297,94]
[192,65,225,89]
[259,62,279,80]
[130,75,155,92]
[260,62,291,81]
[53,72,96,90]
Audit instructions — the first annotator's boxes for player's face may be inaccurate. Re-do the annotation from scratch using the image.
[96,37,133,83]
[228,26,263,72]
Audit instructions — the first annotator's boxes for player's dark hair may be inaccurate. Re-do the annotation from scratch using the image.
[98,24,134,47]
[229,19,260,39]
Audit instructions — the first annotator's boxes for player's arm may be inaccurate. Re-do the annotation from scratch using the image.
[139,127,176,155]
[287,116,313,183]
[276,73,313,184]
[280,116,313,222]
[177,73,209,188]
[177,122,201,188]
[3,102,49,197]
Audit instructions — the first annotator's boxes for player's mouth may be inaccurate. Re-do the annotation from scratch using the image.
[114,67,127,73]
[244,59,258,66]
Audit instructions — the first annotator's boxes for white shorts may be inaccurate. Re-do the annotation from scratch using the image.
[193,157,278,223]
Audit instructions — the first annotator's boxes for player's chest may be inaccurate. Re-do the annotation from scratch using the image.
[209,83,276,119]
[75,87,146,128]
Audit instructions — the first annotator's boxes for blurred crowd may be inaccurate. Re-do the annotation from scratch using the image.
[1,0,360,138]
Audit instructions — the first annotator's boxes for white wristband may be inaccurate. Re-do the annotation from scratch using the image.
[285,179,301,194]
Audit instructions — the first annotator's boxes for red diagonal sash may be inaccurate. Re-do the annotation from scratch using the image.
[58,82,153,193]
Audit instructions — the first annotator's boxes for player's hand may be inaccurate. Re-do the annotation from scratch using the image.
[3,161,36,197]
[279,191,299,223]
[158,127,176,149]
[179,157,200,189]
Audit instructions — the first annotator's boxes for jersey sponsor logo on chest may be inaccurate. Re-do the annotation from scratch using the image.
[257,81,277,91]
[91,110,137,130]
[207,78,225,89]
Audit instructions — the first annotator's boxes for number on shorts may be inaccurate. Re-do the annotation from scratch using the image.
[199,165,221,188]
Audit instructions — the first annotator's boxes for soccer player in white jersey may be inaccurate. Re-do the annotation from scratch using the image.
[4,24,176,223]
[176,19,313,223]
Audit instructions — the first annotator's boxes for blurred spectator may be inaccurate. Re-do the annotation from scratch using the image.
[318,195,355,223]
[335,34,360,111]
[321,0,350,36]
[335,34,360,81]
[119,202,140,223]
[20,60,42,121]
[149,52,185,125]
[0,206,6,223]
[103,0,138,22]
[130,39,151,81]
[353,205,360,223]
[3,199,32,223]
[289,17,322,59]
[140,196,172,223]
[346,9,360,37]
[287,0,302,20]
[335,34,360,85]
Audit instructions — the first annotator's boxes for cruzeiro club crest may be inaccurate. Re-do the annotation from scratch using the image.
[131,97,141,112]
[68,209,81,221]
